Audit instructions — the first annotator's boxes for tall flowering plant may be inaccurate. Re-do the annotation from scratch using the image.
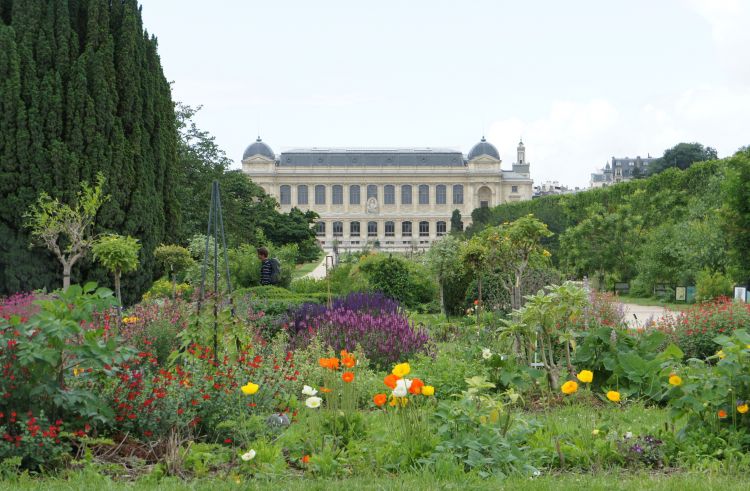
[286,293,433,370]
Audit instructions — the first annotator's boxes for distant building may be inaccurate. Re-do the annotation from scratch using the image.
[242,137,533,251]
[590,155,656,188]
[533,180,579,198]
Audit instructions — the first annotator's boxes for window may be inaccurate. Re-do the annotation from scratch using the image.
[511,185,518,193]
[332,185,343,205]
[437,221,447,236]
[385,221,395,237]
[367,185,378,200]
[384,185,395,205]
[436,184,446,204]
[280,185,291,205]
[297,185,308,205]
[350,221,360,237]
[452,184,463,204]
[402,221,412,237]
[315,185,326,205]
[367,221,377,237]
[401,185,412,205]
[349,185,360,205]
[480,201,489,208]
[333,221,343,237]
[315,222,325,236]
[419,221,429,237]
[419,185,429,205]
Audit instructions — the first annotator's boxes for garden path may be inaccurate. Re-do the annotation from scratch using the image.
[305,257,328,280]
[619,302,677,329]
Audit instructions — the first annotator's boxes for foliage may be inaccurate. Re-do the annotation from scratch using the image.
[648,142,718,175]
[658,298,750,359]
[357,254,437,309]
[24,174,108,290]
[154,245,195,280]
[142,277,194,302]
[92,234,141,304]
[721,150,750,283]
[426,235,468,315]
[286,293,433,370]
[0,283,132,444]
[695,270,733,302]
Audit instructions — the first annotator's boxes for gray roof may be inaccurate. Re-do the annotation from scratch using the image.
[468,137,500,160]
[277,147,465,167]
[243,137,275,160]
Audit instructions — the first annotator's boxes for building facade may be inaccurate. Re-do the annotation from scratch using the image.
[533,180,579,198]
[242,137,533,251]
[590,155,655,188]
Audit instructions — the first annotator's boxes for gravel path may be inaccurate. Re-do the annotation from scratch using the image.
[619,302,677,328]
[305,257,329,280]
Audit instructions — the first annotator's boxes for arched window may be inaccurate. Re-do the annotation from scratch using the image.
[280,185,291,205]
[436,184,446,204]
[349,185,360,205]
[332,185,343,205]
[333,221,343,236]
[367,221,378,237]
[350,221,360,237]
[452,184,463,205]
[315,185,326,205]
[402,221,412,237]
[315,222,326,236]
[401,185,412,205]
[436,221,447,236]
[385,221,395,237]
[367,185,378,200]
[419,184,429,205]
[297,185,308,205]
[419,221,430,237]
[384,185,395,205]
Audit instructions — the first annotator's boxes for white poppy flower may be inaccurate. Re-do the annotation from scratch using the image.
[305,396,322,409]
[302,385,318,396]
[241,449,256,461]
[392,378,412,398]
[482,348,492,360]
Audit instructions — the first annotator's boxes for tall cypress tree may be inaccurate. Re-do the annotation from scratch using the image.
[0,0,179,301]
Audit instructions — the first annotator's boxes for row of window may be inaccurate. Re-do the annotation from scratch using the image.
[279,184,464,206]
[316,220,447,237]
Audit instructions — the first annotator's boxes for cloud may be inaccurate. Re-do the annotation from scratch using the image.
[487,87,750,188]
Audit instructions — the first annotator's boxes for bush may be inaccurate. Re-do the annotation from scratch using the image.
[357,254,437,309]
[142,277,194,302]
[285,292,433,370]
[695,270,733,302]
[659,298,750,359]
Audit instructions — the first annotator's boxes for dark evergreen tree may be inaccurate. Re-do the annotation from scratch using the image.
[0,0,178,302]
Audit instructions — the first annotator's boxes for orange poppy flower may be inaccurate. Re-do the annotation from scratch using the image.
[342,371,355,383]
[342,355,356,368]
[318,357,340,370]
[302,455,310,464]
[718,409,728,419]
[384,374,399,389]
[320,387,332,393]
[373,393,387,406]
[408,378,425,395]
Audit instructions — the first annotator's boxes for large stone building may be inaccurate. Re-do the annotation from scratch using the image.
[590,155,655,188]
[242,137,533,251]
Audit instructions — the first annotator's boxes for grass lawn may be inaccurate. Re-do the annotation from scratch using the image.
[292,252,325,279]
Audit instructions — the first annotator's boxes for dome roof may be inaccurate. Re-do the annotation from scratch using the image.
[468,136,500,160]
[242,137,275,160]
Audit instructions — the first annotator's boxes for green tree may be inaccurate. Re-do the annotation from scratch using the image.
[649,142,718,175]
[426,235,465,315]
[722,150,750,283]
[450,209,463,234]
[460,237,489,311]
[24,174,108,290]
[154,244,194,298]
[92,234,141,305]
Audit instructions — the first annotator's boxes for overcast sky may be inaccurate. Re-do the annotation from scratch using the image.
[139,0,750,188]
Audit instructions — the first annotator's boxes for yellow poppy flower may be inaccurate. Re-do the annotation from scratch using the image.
[561,380,578,395]
[392,363,410,378]
[606,390,621,403]
[241,382,259,395]
[576,370,593,384]
[668,375,682,386]
[422,385,435,396]
[738,404,749,414]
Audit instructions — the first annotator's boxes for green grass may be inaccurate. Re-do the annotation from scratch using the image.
[2,471,748,491]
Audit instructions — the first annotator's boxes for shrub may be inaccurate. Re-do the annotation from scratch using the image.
[142,277,194,302]
[357,254,437,309]
[695,270,733,302]
[658,298,750,359]
[285,292,433,370]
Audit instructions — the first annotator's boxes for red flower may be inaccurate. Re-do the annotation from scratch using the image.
[224,438,232,444]
[302,454,310,464]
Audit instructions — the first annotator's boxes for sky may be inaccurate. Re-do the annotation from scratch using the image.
[139,0,750,188]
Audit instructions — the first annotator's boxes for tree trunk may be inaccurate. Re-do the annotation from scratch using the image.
[114,270,122,305]
[439,282,445,316]
[62,262,72,290]
[172,272,177,300]
[477,276,483,329]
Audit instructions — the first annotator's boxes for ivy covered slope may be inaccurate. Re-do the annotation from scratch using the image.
[0,0,178,297]
[469,147,750,291]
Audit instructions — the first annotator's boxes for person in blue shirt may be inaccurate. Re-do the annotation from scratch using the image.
[257,246,273,285]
